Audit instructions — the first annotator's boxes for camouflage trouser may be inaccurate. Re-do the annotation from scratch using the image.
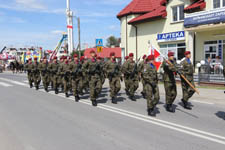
[58,75,63,89]
[145,83,160,109]
[141,79,146,94]
[72,78,80,97]
[164,82,177,105]
[78,76,83,93]
[82,74,90,90]
[109,77,121,98]
[127,77,139,97]
[63,77,70,94]
[89,75,102,101]
[181,78,195,102]
[101,75,105,85]
[27,72,33,85]
[124,76,129,91]
[49,73,54,88]
[53,75,59,90]
[33,73,41,87]
[41,73,50,89]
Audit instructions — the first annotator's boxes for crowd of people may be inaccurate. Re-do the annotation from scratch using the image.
[24,50,225,117]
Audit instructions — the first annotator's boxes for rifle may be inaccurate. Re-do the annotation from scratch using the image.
[72,63,82,77]
[109,63,120,82]
[89,62,101,75]
[164,58,200,95]
[130,58,141,78]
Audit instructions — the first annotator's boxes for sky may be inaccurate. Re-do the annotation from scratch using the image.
[0,0,131,50]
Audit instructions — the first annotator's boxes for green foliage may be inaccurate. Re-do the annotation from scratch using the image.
[106,36,120,47]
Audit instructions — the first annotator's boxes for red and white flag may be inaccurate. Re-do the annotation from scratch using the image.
[149,44,163,71]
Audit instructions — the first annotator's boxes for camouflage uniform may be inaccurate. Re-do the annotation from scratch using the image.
[180,58,195,103]
[121,60,129,95]
[70,60,82,101]
[58,61,65,91]
[162,60,177,105]
[24,61,34,88]
[105,59,121,103]
[138,60,146,98]
[82,58,102,106]
[141,62,160,116]
[39,61,50,92]
[123,59,139,100]
[48,61,59,94]
[58,61,71,97]
[31,61,41,90]
[82,59,90,92]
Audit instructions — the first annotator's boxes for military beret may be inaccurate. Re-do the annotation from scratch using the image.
[184,51,191,56]
[34,57,38,60]
[148,55,154,61]
[125,56,129,60]
[110,52,115,57]
[129,53,134,57]
[168,52,174,57]
[90,50,95,54]
[54,56,57,60]
[74,54,78,58]
[142,55,147,59]
[97,56,102,60]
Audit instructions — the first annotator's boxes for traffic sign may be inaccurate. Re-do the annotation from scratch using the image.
[97,46,103,53]
[96,39,103,47]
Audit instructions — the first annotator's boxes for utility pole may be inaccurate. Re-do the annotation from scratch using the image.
[78,17,81,57]
[66,0,74,55]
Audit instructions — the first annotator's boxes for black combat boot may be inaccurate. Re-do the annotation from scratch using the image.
[55,89,58,94]
[182,99,192,110]
[111,97,117,104]
[129,95,136,101]
[65,93,69,98]
[148,108,156,117]
[45,88,49,92]
[92,100,98,107]
[75,95,80,102]
[30,84,33,88]
[35,86,39,90]
[125,89,129,96]
[141,92,146,99]
[166,104,174,113]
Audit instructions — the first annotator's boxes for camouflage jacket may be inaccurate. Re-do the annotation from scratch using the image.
[105,60,121,78]
[123,59,139,78]
[181,58,194,81]
[162,60,177,83]
[48,62,59,74]
[141,63,158,84]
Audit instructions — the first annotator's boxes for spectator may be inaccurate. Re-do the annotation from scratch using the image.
[205,57,213,74]
[214,56,222,74]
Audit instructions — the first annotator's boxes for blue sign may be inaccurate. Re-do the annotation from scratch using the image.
[96,39,103,47]
[184,9,225,28]
[157,31,185,42]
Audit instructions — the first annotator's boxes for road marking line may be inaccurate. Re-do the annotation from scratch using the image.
[18,81,225,145]
[192,100,214,105]
[0,82,13,87]
[0,78,27,86]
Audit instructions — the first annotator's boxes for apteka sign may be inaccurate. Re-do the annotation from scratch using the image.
[157,31,185,43]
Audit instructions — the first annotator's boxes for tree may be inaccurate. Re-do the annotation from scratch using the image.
[106,36,120,47]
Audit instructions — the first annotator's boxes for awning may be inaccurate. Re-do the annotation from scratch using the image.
[184,0,206,13]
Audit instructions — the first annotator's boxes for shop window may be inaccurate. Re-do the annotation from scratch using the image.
[172,5,184,22]
[213,0,225,9]
[159,43,186,60]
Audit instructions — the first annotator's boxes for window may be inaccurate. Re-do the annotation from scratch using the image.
[172,5,184,22]
[159,43,186,60]
[213,0,225,9]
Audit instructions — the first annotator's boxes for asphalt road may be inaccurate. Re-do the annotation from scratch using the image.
[0,72,225,150]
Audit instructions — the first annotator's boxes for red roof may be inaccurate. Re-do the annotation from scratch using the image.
[184,0,206,13]
[84,47,121,59]
[117,0,161,18]
[128,6,167,24]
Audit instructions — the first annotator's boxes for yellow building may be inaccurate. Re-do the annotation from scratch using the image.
[117,0,225,65]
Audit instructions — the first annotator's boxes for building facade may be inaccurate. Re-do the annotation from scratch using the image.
[117,0,225,65]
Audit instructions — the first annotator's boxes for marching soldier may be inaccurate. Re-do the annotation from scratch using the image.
[39,57,49,92]
[140,55,160,116]
[58,59,71,97]
[82,57,90,93]
[49,59,54,89]
[82,50,102,106]
[58,56,65,92]
[138,55,147,98]
[32,57,41,90]
[105,52,122,104]
[162,52,177,113]
[48,56,60,94]
[78,56,85,95]
[97,56,106,86]
[122,56,129,96]
[180,51,195,110]
[123,53,139,101]
[25,58,34,88]
[70,54,82,101]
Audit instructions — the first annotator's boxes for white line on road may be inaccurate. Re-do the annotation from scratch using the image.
[0,78,28,86]
[192,100,214,105]
[39,90,225,145]
[0,82,12,87]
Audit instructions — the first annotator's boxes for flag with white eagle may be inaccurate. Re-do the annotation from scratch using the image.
[149,44,163,71]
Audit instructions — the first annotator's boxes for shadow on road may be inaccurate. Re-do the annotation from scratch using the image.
[215,111,225,120]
